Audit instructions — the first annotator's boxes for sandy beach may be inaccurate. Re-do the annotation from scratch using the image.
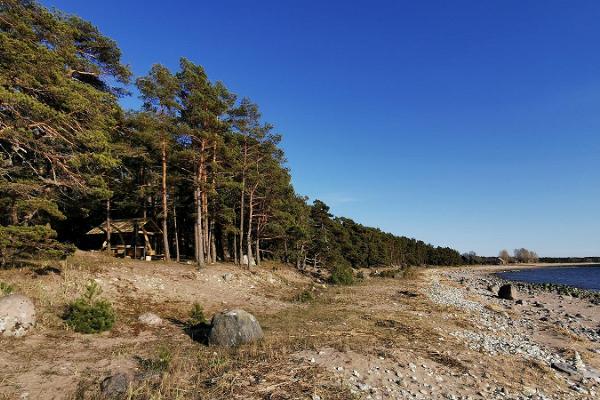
[1,254,600,399]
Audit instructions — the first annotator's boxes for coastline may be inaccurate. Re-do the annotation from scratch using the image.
[2,255,600,399]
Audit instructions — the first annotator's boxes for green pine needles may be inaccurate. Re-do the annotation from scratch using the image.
[188,302,207,326]
[64,280,115,334]
[330,265,355,286]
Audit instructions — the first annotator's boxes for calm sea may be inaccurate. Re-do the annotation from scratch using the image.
[497,265,600,292]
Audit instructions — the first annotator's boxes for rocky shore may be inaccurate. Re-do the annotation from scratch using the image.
[433,268,600,398]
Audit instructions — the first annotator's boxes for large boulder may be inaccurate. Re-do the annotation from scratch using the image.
[208,309,263,347]
[498,284,517,300]
[0,294,36,337]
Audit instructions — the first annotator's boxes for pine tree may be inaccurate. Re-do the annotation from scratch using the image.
[136,64,181,261]
[0,0,129,264]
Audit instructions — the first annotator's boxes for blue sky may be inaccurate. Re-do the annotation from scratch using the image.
[42,1,600,257]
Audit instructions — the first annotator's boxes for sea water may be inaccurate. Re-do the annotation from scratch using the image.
[498,265,600,291]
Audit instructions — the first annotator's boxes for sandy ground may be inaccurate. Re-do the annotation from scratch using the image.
[1,255,599,399]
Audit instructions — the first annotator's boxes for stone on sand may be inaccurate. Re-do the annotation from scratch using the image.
[208,309,263,347]
[0,294,36,337]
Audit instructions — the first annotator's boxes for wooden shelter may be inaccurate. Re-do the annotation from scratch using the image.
[85,218,163,259]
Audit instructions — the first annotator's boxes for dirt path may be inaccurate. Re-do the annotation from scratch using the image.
[1,256,599,399]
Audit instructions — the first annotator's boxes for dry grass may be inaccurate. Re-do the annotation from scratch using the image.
[2,256,593,399]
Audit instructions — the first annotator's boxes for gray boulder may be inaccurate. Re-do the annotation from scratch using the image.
[100,371,134,398]
[0,294,36,337]
[498,284,516,300]
[208,309,263,347]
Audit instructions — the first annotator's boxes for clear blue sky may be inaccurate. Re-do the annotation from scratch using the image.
[42,1,600,257]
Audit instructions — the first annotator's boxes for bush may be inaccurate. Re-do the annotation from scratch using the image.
[330,265,354,285]
[64,280,115,333]
[295,289,314,303]
[0,281,14,295]
[189,302,207,325]
[373,269,400,278]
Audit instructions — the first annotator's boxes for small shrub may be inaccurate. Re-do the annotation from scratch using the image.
[356,271,365,281]
[64,280,115,333]
[399,266,418,279]
[0,281,14,295]
[189,302,207,325]
[330,265,354,285]
[295,289,314,303]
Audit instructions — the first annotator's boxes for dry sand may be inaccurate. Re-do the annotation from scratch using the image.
[0,254,599,399]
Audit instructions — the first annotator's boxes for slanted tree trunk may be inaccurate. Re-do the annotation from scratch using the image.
[161,139,170,261]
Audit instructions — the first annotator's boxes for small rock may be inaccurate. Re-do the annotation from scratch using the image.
[522,386,536,396]
[138,312,162,326]
[100,371,134,398]
[222,273,234,282]
[574,351,586,371]
[0,294,36,337]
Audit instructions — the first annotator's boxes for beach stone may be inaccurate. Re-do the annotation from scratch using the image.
[0,294,36,337]
[574,351,586,371]
[138,312,162,326]
[208,309,263,347]
[100,371,134,398]
[551,362,579,376]
[498,284,517,300]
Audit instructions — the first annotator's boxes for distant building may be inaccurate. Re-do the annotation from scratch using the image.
[85,218,164,259]
[482,257,506,265]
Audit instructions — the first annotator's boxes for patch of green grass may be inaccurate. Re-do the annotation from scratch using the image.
[0,281,14,295]
[295,289,314,303]
[138,345,172,373]
[189,302,207,325]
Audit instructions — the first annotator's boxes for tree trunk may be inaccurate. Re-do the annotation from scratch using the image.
[210,141,218,264]
[172,193,180,263]
[106,198,111,254]
[211,227,217,263]
[255,236,260,266]
[194,158,205,267]
[246,188,255,268]
[238,139,248,266]
[161,140,171,261]
[233,233,238,264]
[201,139,210,263]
